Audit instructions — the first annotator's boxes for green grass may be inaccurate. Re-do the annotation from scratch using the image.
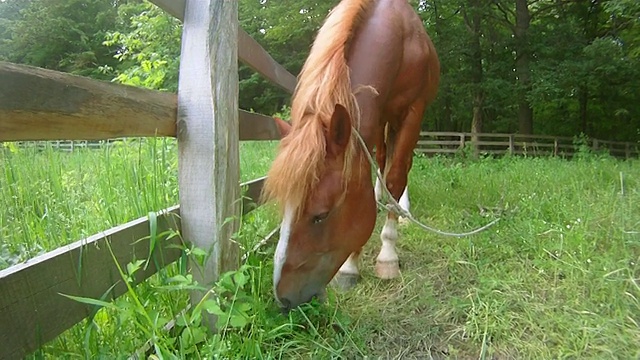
[342,154,640,358]
[2,141,639,358]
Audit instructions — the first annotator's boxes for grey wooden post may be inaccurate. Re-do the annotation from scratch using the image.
[508,134,514,155]
[625,143,630,159]
[177,0,240,328]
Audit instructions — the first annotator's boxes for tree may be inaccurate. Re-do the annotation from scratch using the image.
[462,0,487,140]
[103,2,181,91]
[1,0,135,79]
[1,0,638,141]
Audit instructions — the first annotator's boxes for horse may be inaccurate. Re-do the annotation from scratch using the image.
[263,0,440,311]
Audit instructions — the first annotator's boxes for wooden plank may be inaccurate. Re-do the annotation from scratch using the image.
[176,0,240,329]
[149,0,297,94]
[1,61,282,142]
[420,131,465,138]
[148,0,185,19]
[238,30,297,93]
[481,150,509,155]
[239,111,282,141]
[556,144,577,150]
[416,140,461,146]
[0,62,176,141]
[595,139,630,146]
[516,142,556,148]
[0,206,182,360]
[416,148,460,154]
[469,133,511,139]
[241,177,266,214]
[514,133,572,141]
[471,141,511,147]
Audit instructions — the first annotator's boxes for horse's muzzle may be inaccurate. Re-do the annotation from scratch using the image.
[277,286,327,314]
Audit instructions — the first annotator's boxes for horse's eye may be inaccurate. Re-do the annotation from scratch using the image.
[312,212,329,224]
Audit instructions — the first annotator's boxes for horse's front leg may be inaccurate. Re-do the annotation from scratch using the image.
[376,212,401,279]
[333,250,361,290]
[376,101,425,279]
[376,172,411,223]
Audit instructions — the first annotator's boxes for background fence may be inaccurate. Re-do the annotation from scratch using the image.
[14,132,639,159]
[417,132,640,159]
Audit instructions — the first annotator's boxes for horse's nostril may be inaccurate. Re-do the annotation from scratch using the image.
[279,297,291,311]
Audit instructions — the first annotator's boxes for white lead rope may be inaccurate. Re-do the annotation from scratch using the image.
[352,129,501,237]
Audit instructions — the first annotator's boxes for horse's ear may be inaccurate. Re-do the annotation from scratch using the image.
[273,117,292,138]
[326,104,352,158]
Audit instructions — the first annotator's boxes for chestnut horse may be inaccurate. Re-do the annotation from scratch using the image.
[264,0,440,311]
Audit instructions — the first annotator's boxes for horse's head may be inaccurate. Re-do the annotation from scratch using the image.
[265,104,377,311]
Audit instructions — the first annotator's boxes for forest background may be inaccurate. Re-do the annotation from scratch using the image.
[1,0,639,142]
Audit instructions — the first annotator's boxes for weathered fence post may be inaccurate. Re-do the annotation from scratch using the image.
[625,143,630,159]
[177,0,240,328]
[554,138,559,157]
[593,139,599,151]
[508,134,514,155]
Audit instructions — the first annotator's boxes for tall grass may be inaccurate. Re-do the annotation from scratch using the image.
[2,141,639,358]
[0,139,179,268]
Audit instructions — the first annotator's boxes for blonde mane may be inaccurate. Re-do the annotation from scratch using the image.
[263,0,375,214]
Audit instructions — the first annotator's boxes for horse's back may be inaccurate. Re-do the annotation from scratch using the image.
[348,0,439,121]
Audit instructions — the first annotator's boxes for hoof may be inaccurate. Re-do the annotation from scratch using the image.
[398,216,411,226]
[375,260,400,279]
[331,272,359,291]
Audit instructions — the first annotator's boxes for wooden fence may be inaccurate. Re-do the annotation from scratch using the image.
[16,132,639,160]
[0,0,295,358]
[12,139,122,152]
[416,132,640,159]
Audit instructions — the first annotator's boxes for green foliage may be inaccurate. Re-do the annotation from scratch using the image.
[237,0,337,115]
[0,0,130,79]
[2,0,640,138]
[572,133,594,159]
[0,139,179,267]
[102,2,181,91]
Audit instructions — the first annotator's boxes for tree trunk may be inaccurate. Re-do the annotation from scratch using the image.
[579,85,588,134]
[466,0,484,155]
[432,0,455,131]
[515,0,533,134]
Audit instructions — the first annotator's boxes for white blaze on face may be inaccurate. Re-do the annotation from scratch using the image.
[273,204,294,297]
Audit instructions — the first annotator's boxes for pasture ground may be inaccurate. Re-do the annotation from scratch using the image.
[1,140,639,359]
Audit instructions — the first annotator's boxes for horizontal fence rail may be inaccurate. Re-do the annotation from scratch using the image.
[148,0,297,94]
[12,132,639,160]
[0,173,271,360]
[0,206,181,360]
[0,62,285,142]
